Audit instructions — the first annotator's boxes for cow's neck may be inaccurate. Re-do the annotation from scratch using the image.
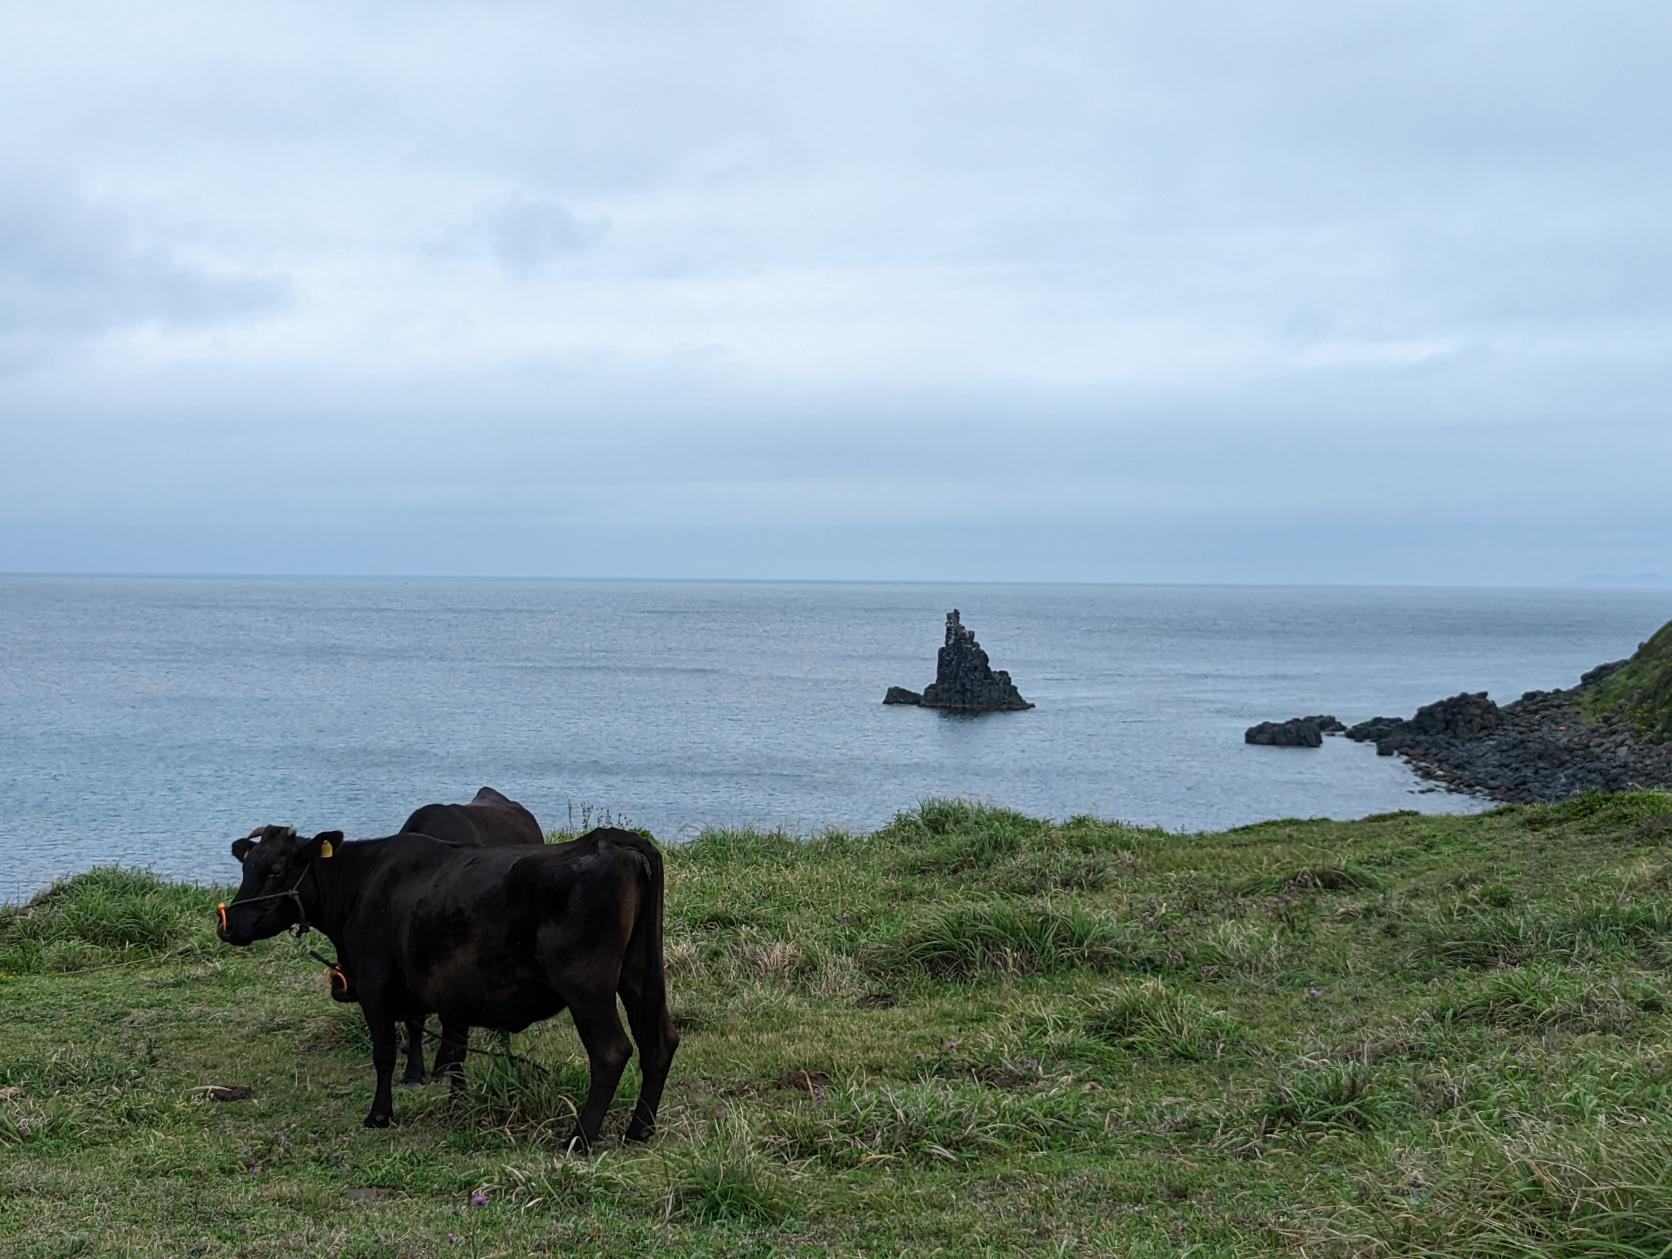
[296,845,368,945]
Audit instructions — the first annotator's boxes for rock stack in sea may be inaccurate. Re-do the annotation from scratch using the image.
[884,610,1034,713]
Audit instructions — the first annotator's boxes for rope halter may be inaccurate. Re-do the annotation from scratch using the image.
[216,830,346,992]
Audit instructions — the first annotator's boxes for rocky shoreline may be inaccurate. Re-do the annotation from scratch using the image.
[1247,623,1672,803]
[1346,675,1672,802]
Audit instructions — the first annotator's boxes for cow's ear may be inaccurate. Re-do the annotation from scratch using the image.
[314,830,345,860]
[231,837,255,863]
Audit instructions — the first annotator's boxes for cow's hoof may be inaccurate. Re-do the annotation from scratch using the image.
[623,1123,654,1143]
[401,1071,427,1087]
[363,1113,392,1128]
[562,1129,592,1156]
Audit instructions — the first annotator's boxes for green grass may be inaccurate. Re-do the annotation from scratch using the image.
[0,866,216,974]
[5,793,1672,1254]
[1580,618,1672,742]
[870,898,1132,980]
[1070,979,1246,1062]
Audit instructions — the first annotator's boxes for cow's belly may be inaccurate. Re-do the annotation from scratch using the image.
[413,953,565,1031]
[437,990,568,1033]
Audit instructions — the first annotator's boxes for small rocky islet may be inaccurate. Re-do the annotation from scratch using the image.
[1244,715,1345,747]
[1248,617,1672,803]
[885,609,1034,713]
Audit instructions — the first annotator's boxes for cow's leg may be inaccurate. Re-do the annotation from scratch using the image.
[564,993,633,1153]
[618,969,679,1142]
[434,1019,470,1090]
[401,1017,428,1085]
[363,1009,398,1128]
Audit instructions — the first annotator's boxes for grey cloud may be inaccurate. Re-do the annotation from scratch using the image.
[431,194,607,278]
[0,179,292,368]
[484,196,605,277]
[3,342,1667,586]
[0,3,1667,582]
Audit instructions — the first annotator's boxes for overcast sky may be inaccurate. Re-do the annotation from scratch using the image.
[2,2,1668,584]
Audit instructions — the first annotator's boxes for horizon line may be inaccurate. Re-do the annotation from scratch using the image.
[4,568,1668,593]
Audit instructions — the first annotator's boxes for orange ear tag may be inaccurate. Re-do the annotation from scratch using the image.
[216,903,229,933]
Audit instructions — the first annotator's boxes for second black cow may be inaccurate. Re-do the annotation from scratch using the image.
[391,786,544,1080]
[400,785,544,848]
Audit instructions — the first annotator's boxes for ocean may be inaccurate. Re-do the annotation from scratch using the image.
[5,575,1671,902]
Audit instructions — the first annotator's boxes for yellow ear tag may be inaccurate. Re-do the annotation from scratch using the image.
[319,839,335,859]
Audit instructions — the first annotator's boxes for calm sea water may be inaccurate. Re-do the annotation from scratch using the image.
[4,576,1671,902]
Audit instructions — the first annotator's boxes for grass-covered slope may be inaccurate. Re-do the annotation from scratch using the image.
[1584,619,1672,742]
[5,795,1672,1256]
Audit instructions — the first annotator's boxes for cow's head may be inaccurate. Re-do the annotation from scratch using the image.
[216,824,343,945]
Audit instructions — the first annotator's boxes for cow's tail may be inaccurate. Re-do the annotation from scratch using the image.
[620,834,678,1140]
[628,838,670,1023]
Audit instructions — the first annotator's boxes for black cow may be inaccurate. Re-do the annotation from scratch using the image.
[390,787,544,1081]
[237,788,545,1085]
[400,785,544,848]
[217,826,676,1150]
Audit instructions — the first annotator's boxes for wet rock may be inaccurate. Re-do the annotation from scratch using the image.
[1245,719,1324,747]
[886,610,1034,712]
[1313,648,1672,803]
[1580,659,1629,689]
[1405,692,1504,740]
[1346,717,1406,744]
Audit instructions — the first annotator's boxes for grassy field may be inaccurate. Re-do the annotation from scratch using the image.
[1583,618,1672,741]
[4,793,1672,1257]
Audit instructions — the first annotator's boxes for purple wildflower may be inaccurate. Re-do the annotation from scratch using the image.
[470,1191,488,1207]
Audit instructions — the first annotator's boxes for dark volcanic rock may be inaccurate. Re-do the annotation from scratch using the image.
[1405,692,1504,740]
[1580,659,1629,689]
[1311,648,1672,803]
[1345,717,1406,744]
[886,610,1033,713]
[1245,719,1324,747]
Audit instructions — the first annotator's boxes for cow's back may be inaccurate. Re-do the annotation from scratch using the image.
[365,833,652,1028]
[399,786,543,847]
